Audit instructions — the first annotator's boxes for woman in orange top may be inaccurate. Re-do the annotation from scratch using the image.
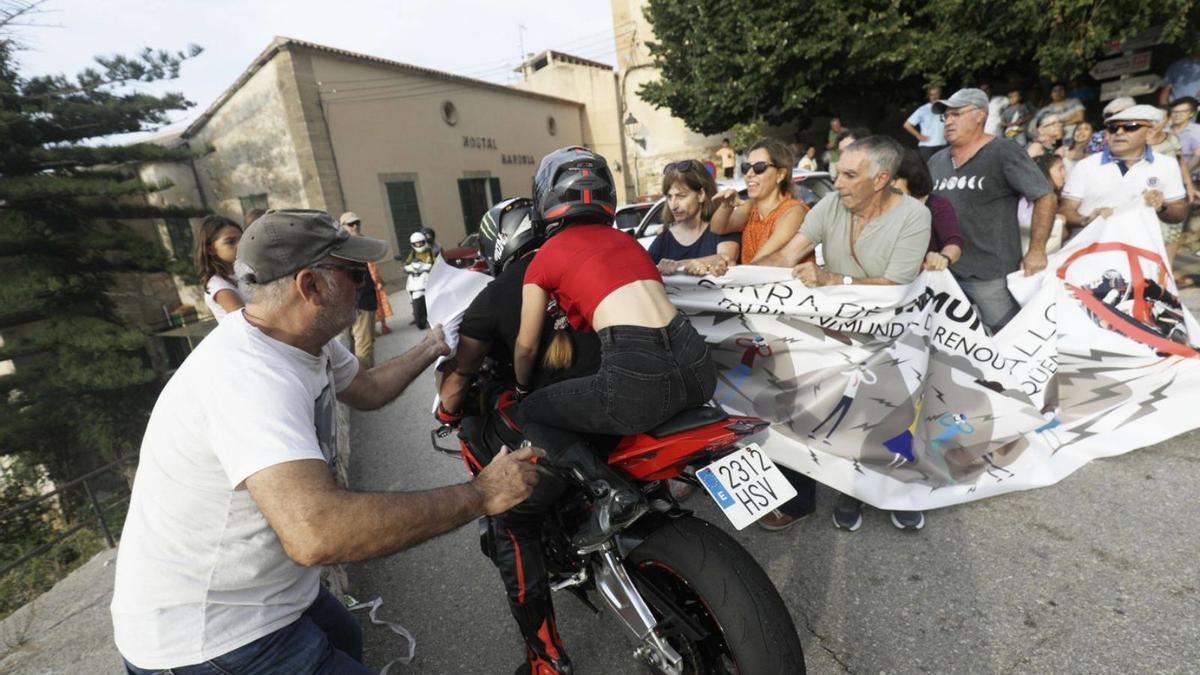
[710,138,809,262]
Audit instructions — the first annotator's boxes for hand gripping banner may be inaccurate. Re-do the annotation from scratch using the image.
[668,206,1200,510]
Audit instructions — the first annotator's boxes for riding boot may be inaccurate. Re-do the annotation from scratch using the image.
[554,441,647,552]
[509,592,573,675]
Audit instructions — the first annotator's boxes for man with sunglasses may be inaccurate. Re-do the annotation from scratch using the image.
[928,87,1056,334]
[112,209,543,675]
[1060,105,1189,236]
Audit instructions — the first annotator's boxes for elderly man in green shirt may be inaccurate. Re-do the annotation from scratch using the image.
[759,135,931,287]
[757,135,932,532]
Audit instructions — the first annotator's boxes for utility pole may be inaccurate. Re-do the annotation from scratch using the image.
[518,24,527,77]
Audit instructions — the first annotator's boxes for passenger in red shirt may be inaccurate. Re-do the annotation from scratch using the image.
[514,147,717,551]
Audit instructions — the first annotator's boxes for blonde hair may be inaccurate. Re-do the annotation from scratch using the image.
[542,331,574,371]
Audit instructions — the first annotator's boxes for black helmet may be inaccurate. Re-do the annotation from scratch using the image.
[532,146,617,238]
[478,197,539,275]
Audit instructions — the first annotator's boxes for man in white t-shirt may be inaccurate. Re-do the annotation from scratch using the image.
[111,209,542,674]
[1060,105,1189,235]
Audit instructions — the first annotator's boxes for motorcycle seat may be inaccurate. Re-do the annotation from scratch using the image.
[646,406,729,439]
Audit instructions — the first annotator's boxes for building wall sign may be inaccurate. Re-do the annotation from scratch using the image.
[463,136,497,149]
[502,153,536,165]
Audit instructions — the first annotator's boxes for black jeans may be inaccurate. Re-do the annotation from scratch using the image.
[520,314,717,441]
[777,466,817,517]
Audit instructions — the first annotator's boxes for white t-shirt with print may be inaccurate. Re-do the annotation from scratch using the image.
[1062,148,1186,219]
[203,276,242,322]
[110,310,359,669]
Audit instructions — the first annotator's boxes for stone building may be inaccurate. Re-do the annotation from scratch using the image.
[139,36,622,296]
[138,15,737,321]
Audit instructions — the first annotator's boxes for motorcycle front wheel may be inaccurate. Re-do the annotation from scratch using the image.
[625,516,805,675]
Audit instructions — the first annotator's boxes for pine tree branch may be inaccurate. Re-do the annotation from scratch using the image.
[0,175,168,202]
[78,204,208,219]
[26,143,199,171]
[16,44,202,99]
[0,0,47,35]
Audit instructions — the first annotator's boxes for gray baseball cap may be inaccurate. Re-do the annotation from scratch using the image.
[932,88,990,114]
[236,209,389,284]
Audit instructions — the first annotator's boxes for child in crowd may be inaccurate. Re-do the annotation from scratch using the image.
[1020,154,1066,253]
[194,215,244,322]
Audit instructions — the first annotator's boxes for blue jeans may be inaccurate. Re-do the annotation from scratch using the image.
[956,276,1020,334]
[123,586,369,675]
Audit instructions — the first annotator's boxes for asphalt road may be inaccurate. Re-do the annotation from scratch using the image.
[346,294,1199,675]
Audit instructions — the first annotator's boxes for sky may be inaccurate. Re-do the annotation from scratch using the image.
[8,0,622,140]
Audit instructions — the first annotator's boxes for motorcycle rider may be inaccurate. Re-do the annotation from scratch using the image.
[402,231,434,329]
[437,198,600,675]
[514,146,717,552]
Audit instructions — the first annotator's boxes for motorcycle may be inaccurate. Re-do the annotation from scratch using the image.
[433,381,807,674]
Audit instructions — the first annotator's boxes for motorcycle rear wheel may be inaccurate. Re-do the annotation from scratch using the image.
[625,516,805,674]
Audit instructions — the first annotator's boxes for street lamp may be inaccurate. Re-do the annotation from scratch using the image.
[623,112,646,150]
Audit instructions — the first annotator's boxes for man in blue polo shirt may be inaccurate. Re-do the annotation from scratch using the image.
[903,85,946,161]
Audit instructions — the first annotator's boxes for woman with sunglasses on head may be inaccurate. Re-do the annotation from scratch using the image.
[514,146,717,551]
[709,138,810,264]
[194,215,245,322]
[649,160,741,277]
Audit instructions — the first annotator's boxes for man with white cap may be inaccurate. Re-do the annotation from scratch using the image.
[1084,96,1137,154]
[1060,105,1189,236]
[928,87,1057,333]
[111,209,542,674]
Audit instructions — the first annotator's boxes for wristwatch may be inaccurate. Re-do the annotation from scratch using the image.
[842,275,853,286]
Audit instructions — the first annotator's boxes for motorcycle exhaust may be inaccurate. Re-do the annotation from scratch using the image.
[592,548,684,673]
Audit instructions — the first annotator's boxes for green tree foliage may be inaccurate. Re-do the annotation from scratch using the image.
[0,5,203,494]
[639,0,1199,134]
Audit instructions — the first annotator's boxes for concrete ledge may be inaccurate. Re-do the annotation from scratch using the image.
[0,549,121,673]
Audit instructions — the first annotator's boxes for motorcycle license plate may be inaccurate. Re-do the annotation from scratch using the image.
[696,444,797,530]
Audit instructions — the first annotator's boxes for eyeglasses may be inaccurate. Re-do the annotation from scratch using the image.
[740,161,776,175]
[310,263,369,286]
[663,159,702,174]
[1169,108,1195,116]
[1105,122,1150,135]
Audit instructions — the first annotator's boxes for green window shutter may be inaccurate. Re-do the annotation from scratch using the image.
[459,178,495,235]
[385,181,423,246]
[458,178,475,233]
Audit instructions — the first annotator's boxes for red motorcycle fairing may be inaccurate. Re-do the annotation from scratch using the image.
[607,415,766,481]
[491,387,767,482]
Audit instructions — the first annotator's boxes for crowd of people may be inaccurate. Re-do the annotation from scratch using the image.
[111,66,1200,672]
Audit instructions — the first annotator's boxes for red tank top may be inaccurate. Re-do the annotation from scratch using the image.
[524,224,662,331]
